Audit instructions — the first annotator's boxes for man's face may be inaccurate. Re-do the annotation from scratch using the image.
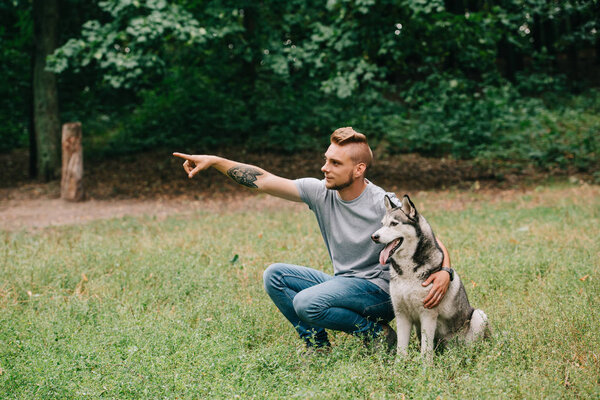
[321,143,356,190]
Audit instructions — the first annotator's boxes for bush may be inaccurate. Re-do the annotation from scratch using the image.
[382,74,599,171]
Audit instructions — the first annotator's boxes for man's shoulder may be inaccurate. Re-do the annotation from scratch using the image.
[365,180,394,197]
[295,177,326,192]
[296,177,324,185]
[365,180,399,206]
[295,177,328,206]
[365,180,386,194]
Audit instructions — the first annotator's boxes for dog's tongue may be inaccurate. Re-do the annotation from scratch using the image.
[379,239,401,265]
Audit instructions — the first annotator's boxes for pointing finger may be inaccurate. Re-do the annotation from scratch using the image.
[173,152,191,160]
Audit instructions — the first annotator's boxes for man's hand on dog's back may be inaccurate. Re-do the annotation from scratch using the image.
[422,270,451,309]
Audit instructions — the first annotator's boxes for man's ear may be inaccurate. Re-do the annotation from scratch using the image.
[354,162,366,178]
[384,195,397,211]
[401,195,417,219]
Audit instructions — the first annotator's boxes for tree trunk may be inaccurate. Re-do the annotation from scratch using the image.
[33,0,61,181]
[29,46,37,179]
[61,122,84,202]
[242,5,258,142]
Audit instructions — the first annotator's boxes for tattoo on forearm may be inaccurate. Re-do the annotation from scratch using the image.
[227,166,262,188]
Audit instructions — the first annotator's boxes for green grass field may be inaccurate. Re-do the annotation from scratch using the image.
[1,185,599,399]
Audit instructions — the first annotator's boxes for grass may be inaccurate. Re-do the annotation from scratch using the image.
[1,184,599,398]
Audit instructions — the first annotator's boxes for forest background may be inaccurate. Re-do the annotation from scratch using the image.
[1,0,599,185]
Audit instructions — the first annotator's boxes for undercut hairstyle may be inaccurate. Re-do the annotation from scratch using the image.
[330,127,373,171]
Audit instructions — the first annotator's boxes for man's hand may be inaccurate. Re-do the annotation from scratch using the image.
[422,270,451,309]
[173,153,215,178]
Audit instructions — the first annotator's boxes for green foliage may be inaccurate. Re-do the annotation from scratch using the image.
[1,187,599,397]
[386,77,600,171]
[2,0,599,173]
[0,1,32,152]
[47,0,208,89]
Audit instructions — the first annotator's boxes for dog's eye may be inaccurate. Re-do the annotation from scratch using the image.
[390,221,398,227]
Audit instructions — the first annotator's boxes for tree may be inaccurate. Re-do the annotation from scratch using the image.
[33,0,61,180]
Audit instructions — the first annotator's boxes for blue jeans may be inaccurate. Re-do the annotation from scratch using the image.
[263,263,394,347]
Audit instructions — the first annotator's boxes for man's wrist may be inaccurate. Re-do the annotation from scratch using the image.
[441,267,454,281]
[207,155,220,167]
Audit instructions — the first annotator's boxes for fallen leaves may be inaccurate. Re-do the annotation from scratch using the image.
[75,272,89,296]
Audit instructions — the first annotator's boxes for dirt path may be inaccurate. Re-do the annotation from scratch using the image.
[0,194,304,231]
[2,183,597,232]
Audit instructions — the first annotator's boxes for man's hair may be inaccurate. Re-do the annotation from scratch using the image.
[330,127,373,170]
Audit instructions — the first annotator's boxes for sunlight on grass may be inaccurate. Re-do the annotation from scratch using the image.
[1,185,599,398]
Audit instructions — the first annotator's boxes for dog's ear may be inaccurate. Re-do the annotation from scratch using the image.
[401,195,417,219]
[384,195,398,210]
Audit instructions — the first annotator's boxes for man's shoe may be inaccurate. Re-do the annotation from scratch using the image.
[298,343,332,357]
[364,322,397,353]
[380,322,397,353]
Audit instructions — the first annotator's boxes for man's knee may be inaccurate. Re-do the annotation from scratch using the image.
[293,290,323,323]
[263,263,285,292]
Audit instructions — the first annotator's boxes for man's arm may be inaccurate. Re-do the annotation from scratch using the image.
[173,153,302,202]
[422,237,452,309]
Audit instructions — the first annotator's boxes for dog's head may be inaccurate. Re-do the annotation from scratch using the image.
[371,194,419,265]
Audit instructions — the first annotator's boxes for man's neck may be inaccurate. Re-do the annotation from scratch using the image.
[337,178,368,201]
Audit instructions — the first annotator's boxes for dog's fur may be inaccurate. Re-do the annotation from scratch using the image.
[372,195,489,360]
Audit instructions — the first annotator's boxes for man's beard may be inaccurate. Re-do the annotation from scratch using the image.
[328,171,355,191]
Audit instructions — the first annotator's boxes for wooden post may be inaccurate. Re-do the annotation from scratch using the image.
[61,122,84,201]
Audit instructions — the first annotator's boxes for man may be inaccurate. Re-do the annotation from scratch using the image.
[173,127,452,351]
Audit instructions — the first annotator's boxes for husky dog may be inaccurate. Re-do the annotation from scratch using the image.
[372,195,489,360]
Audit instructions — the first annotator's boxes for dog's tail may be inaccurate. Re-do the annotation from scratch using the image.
[466,309,491,343]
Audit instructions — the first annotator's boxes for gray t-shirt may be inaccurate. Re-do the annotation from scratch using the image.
[295,178,399,293]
